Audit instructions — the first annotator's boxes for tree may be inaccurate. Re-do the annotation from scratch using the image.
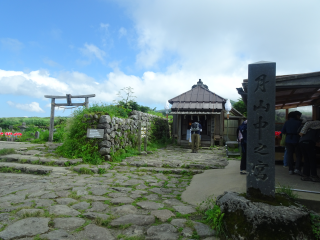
[233,98,247,116]
[113,86,137,109]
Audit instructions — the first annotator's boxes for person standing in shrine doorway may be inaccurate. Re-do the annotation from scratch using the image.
[190,120,202,153]
[281,111,303,175]
[237,119,247,175]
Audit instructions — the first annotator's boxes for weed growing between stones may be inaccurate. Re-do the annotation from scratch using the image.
[79,167,94,175]
[0,224,7,232]
[21,210,43,219]
[68,191,82,200]
[311,214,320,239]
[0,148,16,155]
[32,235,47,240]
[275,183,299,200]
[0,167,21,173]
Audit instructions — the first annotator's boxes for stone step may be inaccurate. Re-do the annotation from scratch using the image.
[136,167,204,175]
[0,162,71,175]
[67,164,111,174]
[126,160,226,170]
[0,154,82,166]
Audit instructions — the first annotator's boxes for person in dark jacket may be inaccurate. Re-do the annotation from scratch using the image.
[281,111,302,175]
[237,119,247,174]
[190,121,202,153]
[299,120,320,182]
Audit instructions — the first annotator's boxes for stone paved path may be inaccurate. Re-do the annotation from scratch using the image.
[0,142,228,240]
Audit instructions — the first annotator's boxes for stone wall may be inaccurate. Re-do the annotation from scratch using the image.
[86,110,168,161]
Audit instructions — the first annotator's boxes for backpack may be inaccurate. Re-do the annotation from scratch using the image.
[191,122,200,132]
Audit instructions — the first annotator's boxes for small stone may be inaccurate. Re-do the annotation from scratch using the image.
[77,190,88,196]
[34,199,54,208]
[48,205,81,217]
[56,198,77,205]
[83,195,109,201]
[111,214,155,226]
[108,192,127,198]
[194,222,215,237]
[145,194,160,201]
[71,201,90,210]
[0,213,10,221]
[56,190,70,197]
[122,226,145,238]
[40,229,72,240]
[164,199,185,206]
[0,217,49,240]
[173,205,196,215]
[151,210,175,222]
[111,205,138,216]
[182,227,193,237]
[146,223,179,240]
[90,188,109,196]
[41,192,58,199]
[53,217,85,230]
[130,194,141,199]
[28,191,50,198]
[83,212,110,220]
[90,202,108,212]
[136,201,164,210]
[170,219,187,228]
[135,184,148,189]
[76,224,115,240]
[131,190,148,195]
[110,197,134,205]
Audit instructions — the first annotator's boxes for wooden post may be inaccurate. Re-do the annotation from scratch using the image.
[85,97,89,108]
[178,115,181,145]
[219,110,224,146]
[285,108,289,120]
[144,120,148,152]
[49,98,55,142]
[138,121,142,153]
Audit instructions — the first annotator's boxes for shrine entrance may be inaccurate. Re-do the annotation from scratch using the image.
[44,94,95,142]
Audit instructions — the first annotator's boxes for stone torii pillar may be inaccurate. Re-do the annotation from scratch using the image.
[44,94,95,142]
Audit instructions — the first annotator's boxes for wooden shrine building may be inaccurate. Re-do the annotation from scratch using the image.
[169,79,226,146]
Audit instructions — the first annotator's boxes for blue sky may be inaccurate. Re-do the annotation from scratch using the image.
[1,0,320,117]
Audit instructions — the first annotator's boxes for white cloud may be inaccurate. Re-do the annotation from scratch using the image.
[0,38,23,52]
[110,0,320,100]
[119,27,127,38]
[100,23,109,31]
[79,43,106,63]
[7,101,45,112]
[43,58,60,67]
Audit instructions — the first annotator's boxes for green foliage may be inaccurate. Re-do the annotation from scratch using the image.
[110,146,140,162]
[311,214,320,239]
[0,148,16,155]
[0,117,67,130]
[0,167,21,173]
[205,204,226,237]
[232,98,247,116]
[275,184,299,200]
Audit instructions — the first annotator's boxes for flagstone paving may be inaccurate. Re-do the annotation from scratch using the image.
[0,142,227,240]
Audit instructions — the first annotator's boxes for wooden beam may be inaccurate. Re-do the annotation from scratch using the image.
[49,98,55,142]
[54,103,85,107]
[44,94,95,99]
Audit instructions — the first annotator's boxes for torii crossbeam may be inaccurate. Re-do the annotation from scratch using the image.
[44,94,95,142]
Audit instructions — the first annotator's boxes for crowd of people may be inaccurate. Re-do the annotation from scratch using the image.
[281,111,320,182]
[236,111,320,182]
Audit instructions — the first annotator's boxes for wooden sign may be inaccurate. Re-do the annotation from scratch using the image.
[87,129,104,138]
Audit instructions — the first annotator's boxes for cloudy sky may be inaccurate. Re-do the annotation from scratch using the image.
[1,0,319,117]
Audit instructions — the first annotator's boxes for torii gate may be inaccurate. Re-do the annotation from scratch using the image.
[44,94,96,142]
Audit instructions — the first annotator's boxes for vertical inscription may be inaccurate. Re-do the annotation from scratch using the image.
[247,61,276,198]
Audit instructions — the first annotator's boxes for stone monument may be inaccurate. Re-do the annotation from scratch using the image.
[215,62,316,239]
[35,131,40,139]
[9,125,13,131]
[18,122,28,132]
[247,61,276,198]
